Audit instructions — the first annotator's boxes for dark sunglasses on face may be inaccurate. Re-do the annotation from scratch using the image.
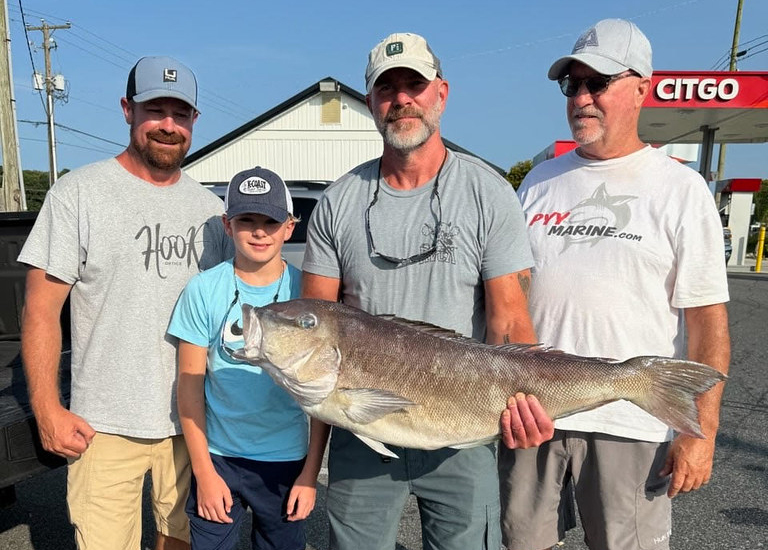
[558,71,639,97]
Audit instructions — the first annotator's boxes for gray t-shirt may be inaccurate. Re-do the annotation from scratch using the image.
[19,158,229,438]
[303,150,533,341]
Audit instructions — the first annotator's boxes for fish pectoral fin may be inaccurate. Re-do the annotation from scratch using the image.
[448,435,499,449]
[354,434,399,459]
[337,388,415,424]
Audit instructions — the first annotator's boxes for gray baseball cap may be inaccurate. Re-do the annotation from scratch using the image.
[365,32,442,93]
[126,56,199,111]
[548,19,653,80]
[224,167,294,222]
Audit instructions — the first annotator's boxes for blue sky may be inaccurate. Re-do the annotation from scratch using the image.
[4,0,768,180]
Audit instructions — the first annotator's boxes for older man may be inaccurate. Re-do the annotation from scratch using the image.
[499,19,730,550]
[302,33,553,550]
[20,56,228,549]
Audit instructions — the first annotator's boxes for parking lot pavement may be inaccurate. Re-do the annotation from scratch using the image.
[1,275,766,550]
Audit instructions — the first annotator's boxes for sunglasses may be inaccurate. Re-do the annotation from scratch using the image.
[558,71,638,97]
[364,155,447,268]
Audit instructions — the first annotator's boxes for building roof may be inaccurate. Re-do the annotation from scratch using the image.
[182,77,506,175]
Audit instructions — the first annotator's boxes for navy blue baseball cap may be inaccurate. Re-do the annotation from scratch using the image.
[224,167,294,222]
[126,56,199,111]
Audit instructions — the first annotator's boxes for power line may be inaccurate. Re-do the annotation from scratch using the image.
[15,0,46,113]
[18,118,125,147]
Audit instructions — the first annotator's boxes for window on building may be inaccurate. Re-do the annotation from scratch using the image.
[321,92,341,124]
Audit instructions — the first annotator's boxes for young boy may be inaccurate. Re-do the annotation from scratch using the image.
[169,166,329,550]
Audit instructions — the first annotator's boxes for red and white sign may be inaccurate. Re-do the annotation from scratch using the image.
[644,71,768,109]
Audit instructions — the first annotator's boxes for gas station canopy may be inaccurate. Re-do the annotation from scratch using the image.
[638,71,768,144]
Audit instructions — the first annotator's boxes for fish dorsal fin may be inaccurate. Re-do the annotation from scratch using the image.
[376,315,475,342]
[337,388,415,424]
[494,343,542,352]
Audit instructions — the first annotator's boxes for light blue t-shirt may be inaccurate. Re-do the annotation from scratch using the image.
[168,259,307,461]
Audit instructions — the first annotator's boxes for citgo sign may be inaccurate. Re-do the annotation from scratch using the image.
[645,71,768,109]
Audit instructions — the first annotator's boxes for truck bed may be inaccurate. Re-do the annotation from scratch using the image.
[0,340,68,488]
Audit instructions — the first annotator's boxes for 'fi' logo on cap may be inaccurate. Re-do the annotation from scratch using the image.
[163,68,178,82]
[239,177,271,195]
[386,42,403,56]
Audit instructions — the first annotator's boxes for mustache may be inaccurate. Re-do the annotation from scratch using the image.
[146,130,185,145]
[570,107,603,120]
[385,106,423,123]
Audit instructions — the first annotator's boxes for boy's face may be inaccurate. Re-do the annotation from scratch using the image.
[223,212,295,267]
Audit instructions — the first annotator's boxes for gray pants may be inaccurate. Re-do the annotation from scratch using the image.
[326,428,501,550]
[499,430,671,550]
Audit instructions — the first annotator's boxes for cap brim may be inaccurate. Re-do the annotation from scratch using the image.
[226,204,290,223]
[547,53,629,80]
[130,89,199,112]
[366,62,438,93]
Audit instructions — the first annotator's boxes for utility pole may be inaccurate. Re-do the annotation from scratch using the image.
[27,19,70,187]
[715,0,745,182]
[0,0,25,210]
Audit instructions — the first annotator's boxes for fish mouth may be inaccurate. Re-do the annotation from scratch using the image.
[236,304,264,359]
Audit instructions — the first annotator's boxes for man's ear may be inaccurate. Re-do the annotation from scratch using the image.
[120,97,134,124]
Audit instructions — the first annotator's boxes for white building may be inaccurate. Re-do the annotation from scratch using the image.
[182,77,503,184]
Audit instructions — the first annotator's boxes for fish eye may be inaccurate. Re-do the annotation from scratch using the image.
[296,314,317,330]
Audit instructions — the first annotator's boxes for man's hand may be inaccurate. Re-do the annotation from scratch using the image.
[660,433,716,498]
[501,393,555,449]
[36,405,95,458]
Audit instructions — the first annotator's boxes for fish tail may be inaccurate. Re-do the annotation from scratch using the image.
[627,357,726,438]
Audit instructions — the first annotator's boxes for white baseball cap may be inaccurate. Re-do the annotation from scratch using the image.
[548,19,653,80]
[365,32,442,93]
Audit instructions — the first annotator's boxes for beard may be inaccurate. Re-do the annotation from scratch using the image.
[131,126,189,171]
[568,107,605,146]
[375,98,442,152]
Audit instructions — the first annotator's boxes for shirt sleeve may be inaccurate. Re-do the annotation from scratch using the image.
[670,176,730,308]
[17,187,82,284]
[481,183,534,280]
[167,274,213,348]
[302,193,342,279]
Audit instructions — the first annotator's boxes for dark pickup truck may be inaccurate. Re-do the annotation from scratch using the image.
[0,211,69,506]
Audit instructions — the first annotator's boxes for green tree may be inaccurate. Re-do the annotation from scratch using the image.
[754,179,768,224]
[505,160,533,190]
[0,167,70,211]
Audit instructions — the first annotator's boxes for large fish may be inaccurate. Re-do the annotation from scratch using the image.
[232,299,726,458]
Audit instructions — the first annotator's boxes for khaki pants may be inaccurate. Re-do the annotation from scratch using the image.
[67,432,191,550]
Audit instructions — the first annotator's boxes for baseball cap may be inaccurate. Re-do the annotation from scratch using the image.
[365,32,442,93]
[224,167,294,223]
[547,19,653,80]
[126,56,199,111]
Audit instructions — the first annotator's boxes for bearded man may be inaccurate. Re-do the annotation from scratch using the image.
[20,56,229,550]
[301,33,554,550]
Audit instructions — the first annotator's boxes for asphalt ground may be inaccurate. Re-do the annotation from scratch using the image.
[1,273,766,550]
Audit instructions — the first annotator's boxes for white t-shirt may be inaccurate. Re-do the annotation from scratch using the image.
[518,145,729,442]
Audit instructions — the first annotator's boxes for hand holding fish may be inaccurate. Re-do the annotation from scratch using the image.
[500,393,555,449]
[660,434,716,498]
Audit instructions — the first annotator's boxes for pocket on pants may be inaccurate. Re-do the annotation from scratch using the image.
[635,477,671,549]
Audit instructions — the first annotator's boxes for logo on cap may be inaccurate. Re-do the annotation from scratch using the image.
[239,177,271,195]
[163,68,177,82]
[574,28,599,52]
[386,42,404,56]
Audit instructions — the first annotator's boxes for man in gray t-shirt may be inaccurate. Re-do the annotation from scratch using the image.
[302,32,554,550]
[19,56,227,550]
